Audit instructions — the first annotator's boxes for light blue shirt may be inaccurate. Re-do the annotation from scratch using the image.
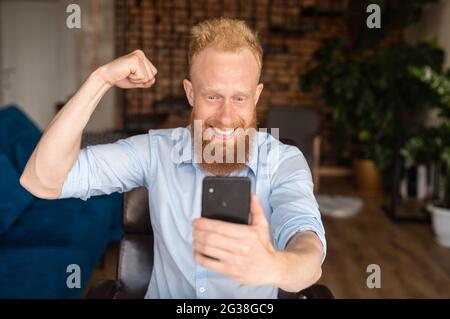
[60,126,326,299]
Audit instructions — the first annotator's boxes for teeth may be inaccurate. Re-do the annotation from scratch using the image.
[212,128,235,135]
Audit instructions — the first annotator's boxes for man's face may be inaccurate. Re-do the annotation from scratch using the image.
[183,46,264,175]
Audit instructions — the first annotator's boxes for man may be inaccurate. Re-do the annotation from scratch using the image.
[20,18,326,298]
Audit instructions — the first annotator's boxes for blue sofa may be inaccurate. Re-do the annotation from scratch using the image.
[0,105,123,298]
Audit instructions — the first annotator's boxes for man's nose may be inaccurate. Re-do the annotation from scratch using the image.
[216,99,234,126]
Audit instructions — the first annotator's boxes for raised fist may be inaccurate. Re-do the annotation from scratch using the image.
[98,49,157,89]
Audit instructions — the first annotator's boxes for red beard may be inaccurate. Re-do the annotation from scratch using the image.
[191,110,257,176]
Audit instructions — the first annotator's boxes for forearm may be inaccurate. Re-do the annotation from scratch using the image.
[273,231,323,292]
[20,67,112,198]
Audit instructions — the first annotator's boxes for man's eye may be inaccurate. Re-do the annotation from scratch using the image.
[236,96,246,102]
[207,96,217,101]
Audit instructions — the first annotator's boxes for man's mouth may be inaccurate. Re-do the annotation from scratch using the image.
[210,127,237,141]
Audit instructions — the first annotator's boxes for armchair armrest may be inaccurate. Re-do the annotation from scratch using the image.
[87,281,334,299]
[86,279,122,299]
[313,135,321,193]
[278,284,334,299]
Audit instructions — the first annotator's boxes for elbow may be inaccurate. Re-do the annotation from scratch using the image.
[314,266,323,283]
[285,267,322,293]
[296,266,322,293]
[19,173,60,200]
[301,266,322,292]
[298,260,323,292]
[19,173,31,192]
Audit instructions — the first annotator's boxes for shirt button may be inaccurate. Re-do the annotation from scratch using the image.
[199,287,205,293]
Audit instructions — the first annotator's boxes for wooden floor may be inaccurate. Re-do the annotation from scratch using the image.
[317,177,450,298]
[85,177,450,298]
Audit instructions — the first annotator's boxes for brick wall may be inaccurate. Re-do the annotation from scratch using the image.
[115,0,348,165]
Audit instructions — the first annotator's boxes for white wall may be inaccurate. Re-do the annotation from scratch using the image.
[1,0,61,129]
[404,0,450,126]
[406,0,450,68]
[0,1,3,105]
[65,0,117,132]
[0,0,116,132]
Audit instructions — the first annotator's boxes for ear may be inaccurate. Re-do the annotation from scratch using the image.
[183,79,194,107]
[254,83,264,106]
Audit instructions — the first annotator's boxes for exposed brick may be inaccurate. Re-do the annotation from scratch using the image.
[116,0,354,165]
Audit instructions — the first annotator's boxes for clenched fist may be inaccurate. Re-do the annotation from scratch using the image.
[98,49,157,89]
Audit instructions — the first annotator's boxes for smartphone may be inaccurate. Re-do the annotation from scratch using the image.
[201,176,251,225]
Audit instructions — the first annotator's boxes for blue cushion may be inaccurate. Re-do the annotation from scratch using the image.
[0,247,93,298]
[0,104,124,298]
[0,105,41,173]
[1,197,113,253]
[0,192,123,298]
[0,153,34,234]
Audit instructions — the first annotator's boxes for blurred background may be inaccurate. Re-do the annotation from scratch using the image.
[0,0,449,298]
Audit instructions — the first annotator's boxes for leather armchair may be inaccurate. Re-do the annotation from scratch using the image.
[266,107,321,192]
[87,187,333,299]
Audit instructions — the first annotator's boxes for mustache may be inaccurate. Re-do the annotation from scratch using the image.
[203,118,246,129]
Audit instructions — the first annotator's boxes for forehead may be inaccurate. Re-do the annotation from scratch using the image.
[190,46,260,89]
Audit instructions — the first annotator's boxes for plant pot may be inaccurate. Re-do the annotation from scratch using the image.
[353,159,383,197]
[427,204,450,248]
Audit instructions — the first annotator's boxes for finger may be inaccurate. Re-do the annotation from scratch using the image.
[133,78,155,88]
[250,193,268,227]
[148,60,158,76]
[128,76,149,84]
[136,54,153,81]
[137,57,151,81]
[128,56,149,82]
[129,70,147,82]
[143,58,157,79]
[193,218,250,239]
[193,239,234,262]
[140,77,156,88]
[128,61,147,81]
[120,76,154,89]
[134,49,157,78]
[193,229,247,254]
[194,252,228,274]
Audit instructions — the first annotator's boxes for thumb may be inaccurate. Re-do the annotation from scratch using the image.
[250,193,268,227]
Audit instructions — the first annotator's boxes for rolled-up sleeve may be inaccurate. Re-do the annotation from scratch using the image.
[269,145,326,263]
[59,134,150,201]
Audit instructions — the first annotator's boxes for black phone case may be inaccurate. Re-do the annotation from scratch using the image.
[201,176,251,225]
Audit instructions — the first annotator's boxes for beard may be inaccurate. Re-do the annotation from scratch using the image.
[191,109,257,176]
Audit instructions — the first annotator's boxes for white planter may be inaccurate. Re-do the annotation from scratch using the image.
[427,204,450,248]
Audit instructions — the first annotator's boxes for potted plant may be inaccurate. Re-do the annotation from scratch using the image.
[403,66,450,246]
[301,40,444,195]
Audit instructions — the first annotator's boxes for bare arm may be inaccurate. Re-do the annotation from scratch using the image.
[20,50,157,199]
[274,231,324,292]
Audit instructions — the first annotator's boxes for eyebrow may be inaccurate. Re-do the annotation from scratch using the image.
[200,88,250,96]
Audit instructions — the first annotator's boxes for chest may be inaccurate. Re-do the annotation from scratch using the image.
[148,162,273,230]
